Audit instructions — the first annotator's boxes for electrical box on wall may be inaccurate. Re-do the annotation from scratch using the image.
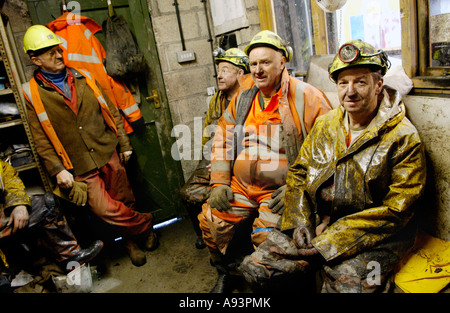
[177,50,196,63]
[207,87,216,96]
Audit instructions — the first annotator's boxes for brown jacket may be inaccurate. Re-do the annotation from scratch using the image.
[25,68,132,177]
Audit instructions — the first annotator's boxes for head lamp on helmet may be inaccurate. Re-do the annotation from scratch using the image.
[213,47,249,73]
[338,43,388,63]
[244,30,293,62]
[329,40,391,82]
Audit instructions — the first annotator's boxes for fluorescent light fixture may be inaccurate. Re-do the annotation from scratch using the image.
[153,217,183,230]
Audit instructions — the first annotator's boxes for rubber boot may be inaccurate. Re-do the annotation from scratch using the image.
[143,230,158,251]
[209,252,236,293]
[210,271,234,293]
[195,236,206,249]
[125,240,146,267]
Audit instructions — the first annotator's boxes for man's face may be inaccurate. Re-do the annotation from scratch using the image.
[217,62,241,93]
[31,46,65,73]
[337,67,383,117]
[249,47,285,97]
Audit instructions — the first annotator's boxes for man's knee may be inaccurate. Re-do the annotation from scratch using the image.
[320,255,394,293]
[29,193,61,224]
[180,182,211,205]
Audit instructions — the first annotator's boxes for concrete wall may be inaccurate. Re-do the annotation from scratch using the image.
[405,95,450,241]
[148,0,261,180]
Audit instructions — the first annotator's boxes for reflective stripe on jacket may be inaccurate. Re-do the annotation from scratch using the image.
[23,68,118,171]
[46,12,143,134]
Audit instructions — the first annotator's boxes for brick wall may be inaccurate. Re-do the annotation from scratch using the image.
[148,0,261,179]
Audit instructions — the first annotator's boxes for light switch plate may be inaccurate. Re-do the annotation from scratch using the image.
[177,50,196,63]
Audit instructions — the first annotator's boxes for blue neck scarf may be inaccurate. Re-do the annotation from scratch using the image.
[40,68,70,98]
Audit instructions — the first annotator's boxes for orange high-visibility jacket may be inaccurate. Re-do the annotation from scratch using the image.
[46,12,144,134]
[210,70,332,186]
[22,69,118,170]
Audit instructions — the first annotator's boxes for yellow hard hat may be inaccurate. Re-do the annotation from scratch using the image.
[244,30,293,62]
[329,40,391,82]
[213,47,249,73]
[23,25,62,54]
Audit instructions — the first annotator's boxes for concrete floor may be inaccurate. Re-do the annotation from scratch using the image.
[90,217,251,293]
[91,217,449,294]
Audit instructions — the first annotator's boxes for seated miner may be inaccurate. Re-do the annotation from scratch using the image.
[198,30,332,293]
[245,40,426,293]
[0,159,103,272]
[21,25,157,267]
[180,47,249,250]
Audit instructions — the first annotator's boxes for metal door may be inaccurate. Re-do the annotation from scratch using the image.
[25,0,185,223]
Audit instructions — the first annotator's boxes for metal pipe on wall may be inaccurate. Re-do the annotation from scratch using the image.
[173,0,186,51]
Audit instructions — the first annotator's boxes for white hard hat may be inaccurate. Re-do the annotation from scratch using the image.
[315,0,347,12]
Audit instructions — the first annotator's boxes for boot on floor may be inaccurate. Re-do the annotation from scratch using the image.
[125,240,146,266]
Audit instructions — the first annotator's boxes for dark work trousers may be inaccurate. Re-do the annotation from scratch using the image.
[180,156,212,238]
[0,193,81,262]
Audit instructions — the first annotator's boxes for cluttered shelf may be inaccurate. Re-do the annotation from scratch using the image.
[0,13,52,193]
[13,161,38,172]
[1,143,37,172]
[0,88,12,96]
[0,117,22,128]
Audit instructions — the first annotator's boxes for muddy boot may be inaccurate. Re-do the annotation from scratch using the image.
[125,240,146,267]
[143,230,158,251]
[65,240,104,270]
[209,252,237,293]
[195,236,206,249]
[210,271,238,293]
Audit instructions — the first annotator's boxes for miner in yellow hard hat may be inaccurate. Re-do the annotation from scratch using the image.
[198,30,332,292]
[23,25,63,55]
[244,29,294,63]
[214,47,249,75]
[22,25,157,267]
[328,39,391,82]
[239,39,426,293]
[180,47,249,250]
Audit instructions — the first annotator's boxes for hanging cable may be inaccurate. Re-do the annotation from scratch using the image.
[201,0,217,78]
[173,0,186,51]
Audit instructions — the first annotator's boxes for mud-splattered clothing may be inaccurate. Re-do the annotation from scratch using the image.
[199,69,332,254]
[0,160,81,261]
[281,88,426,292]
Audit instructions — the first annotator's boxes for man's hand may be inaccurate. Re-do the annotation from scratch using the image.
[297,245,319,257]
[56,169,74,189]
[209,185,234,212]
[293,226,324,263]
[293,225,314,249]
[7,205,29,233]
[315,215,330,236]
[120,150,133,164]
[268,185,287,214]
[69,181,88,206]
